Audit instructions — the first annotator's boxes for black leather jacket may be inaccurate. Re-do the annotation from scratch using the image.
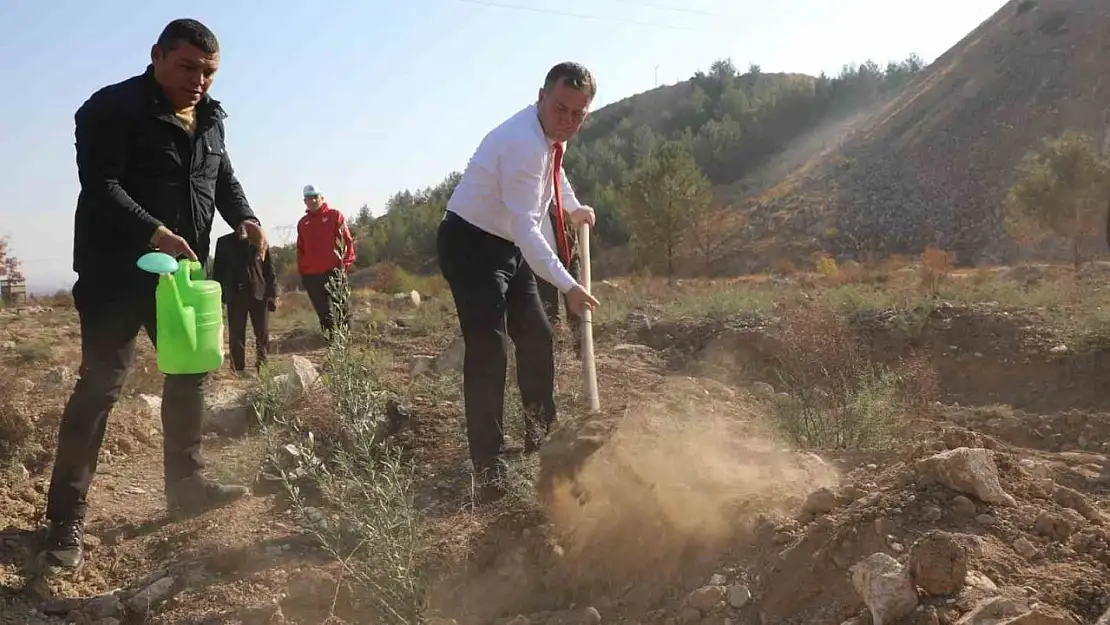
[71,65,258,302]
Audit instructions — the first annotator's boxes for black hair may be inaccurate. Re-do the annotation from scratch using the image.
[543,62,596,100]
[155,18,219,54]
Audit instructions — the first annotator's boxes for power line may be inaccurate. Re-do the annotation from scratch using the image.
[450,0,728,31]
[605,0,736,18]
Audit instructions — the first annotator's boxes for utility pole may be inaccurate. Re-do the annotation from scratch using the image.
[654,64,659,86]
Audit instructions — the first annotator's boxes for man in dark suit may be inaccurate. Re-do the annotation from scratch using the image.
[42,18,266,569]
[213,224,277,373]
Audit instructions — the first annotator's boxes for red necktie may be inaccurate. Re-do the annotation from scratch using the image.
[551,142,571,268]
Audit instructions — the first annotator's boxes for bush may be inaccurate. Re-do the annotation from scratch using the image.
[814,254,838,277]
[918,246,955,296]
[254,271,427,624]
[768,304,932,449]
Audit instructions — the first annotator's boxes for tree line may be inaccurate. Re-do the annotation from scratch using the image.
[274,55,927,281]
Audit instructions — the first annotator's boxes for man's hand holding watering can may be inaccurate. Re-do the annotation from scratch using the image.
[240,220,269,262]
[151,226,198,261]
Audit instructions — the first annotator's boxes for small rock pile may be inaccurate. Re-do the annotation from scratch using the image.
[734,434,1109,625]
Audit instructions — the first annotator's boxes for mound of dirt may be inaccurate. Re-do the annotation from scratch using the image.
[747,425,1110,624]
[749,0,1110,264]
[534,412,1109,624]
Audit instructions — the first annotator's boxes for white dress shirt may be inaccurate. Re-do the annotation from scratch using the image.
[445,103,585,293]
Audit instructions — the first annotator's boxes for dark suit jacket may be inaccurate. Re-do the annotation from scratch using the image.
[212,233,277,304]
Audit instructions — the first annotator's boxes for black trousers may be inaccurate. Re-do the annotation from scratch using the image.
[437,212,556,469]
[46,283,206,523]
[301,269,347,336]
[227,290,270,372]
[536,255,583,355]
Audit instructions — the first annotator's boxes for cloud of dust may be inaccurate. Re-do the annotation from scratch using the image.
[540,380,838,591]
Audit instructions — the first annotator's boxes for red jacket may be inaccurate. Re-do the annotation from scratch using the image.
[296,203,355,276]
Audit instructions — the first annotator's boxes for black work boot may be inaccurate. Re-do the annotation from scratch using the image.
[165,475,251,517]
[473,460,508,507]
[523,414,554,455]
[41,518,85,569]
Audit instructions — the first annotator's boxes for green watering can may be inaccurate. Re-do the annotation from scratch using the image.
[137,252,224,374]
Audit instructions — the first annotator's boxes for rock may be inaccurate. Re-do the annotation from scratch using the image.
[916,448,1017,506]
[582,607,602,625]
[1052,485,1103,523]
[942,428,983,450]
[283,356,320,396]
[138,393,162,414]
[392,290,421,307]
[81,593,122,620]
[952,495,978,517]
[125,576,176,613]
[726,585,752,608]
[1012,537,1039,560]
[1049,344,1069,354]
[92,619,122,625]
[1033,510,1075,542]
[686,585,725,611]
[506,616,531,625]
[206,400,256,437]
[963,571,998,593]
[851,553,919,625]
[301,507,328,532]
[802,487,837,516]
[1018,459,1052,479]
[975,514,997,526]
[751,381,776,397]
[955,597,1028,624]
[955,596,1079,625]
[909,531,969,596]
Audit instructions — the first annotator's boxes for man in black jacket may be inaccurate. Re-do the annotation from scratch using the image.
[42,18,269,569]
[213,226,277,374]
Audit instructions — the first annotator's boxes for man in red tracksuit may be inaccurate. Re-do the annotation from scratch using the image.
[296,184,355,337]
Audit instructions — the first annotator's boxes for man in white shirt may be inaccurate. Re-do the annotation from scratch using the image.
[438,61,600,504]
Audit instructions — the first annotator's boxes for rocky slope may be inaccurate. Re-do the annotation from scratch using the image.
[743,0,1110,266]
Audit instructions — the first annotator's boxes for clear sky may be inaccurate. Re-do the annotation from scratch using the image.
[0,0,1005,292]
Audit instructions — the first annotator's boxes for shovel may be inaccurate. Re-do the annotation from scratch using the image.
[578,223,600,413]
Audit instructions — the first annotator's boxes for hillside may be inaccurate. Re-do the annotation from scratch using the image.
[339,57,924,279]
[741,0,1110,267]
[333,0,1110,283]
